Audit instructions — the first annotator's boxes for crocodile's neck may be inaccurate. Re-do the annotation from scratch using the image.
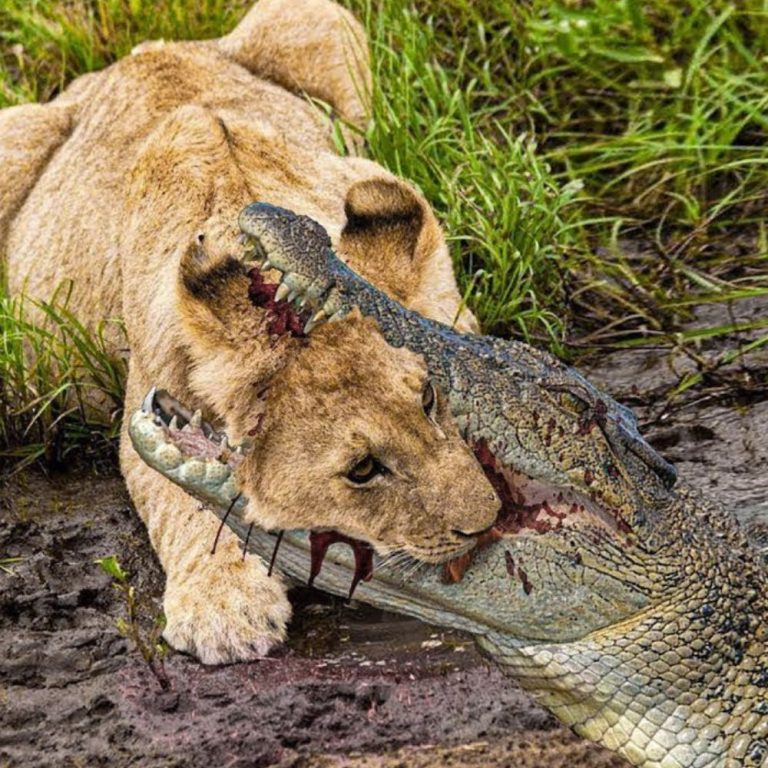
[482,491,768,768]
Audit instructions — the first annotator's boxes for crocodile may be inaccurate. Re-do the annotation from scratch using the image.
[129,205,768,767]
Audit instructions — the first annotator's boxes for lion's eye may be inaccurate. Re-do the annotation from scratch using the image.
[422,381,437,418]
[347,455,386,484]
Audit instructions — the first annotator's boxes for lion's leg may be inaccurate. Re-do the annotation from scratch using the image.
[118,105,291,664]
[120,369,291,664]
[218,0,371,131]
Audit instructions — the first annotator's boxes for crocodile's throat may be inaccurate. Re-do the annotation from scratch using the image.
[476,495,768,768]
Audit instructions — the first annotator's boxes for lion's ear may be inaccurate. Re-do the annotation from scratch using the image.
[342,178,423,254]
[177,236,256,348]
[340,178,436,303]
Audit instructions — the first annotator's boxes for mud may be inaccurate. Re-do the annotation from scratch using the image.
[2,296,767,768]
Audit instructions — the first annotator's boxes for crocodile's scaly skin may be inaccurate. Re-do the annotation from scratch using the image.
[130,204,768,767]
[235,204,768,766]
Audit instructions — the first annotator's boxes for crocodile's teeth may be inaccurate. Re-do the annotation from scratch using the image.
[287,289,298,303]
[328,310,345,323]
[322,287,343,317]
[262,258,273,271]
[190,409,203,428]
[169,415,180,430]
[275,283,291,302]
[142,386,157,414]
[304,309,327,334]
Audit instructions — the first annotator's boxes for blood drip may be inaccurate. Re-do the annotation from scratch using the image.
[308,531,375,599]
[442,527,503,584]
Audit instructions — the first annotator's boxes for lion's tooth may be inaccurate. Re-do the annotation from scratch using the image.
[287,290,297,303]
[169,415,180,430]
[190,409,203,428]
[275,283,291,302]
[262,258,273,270]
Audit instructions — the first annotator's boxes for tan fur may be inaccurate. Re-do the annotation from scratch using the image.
[2,0,494,664]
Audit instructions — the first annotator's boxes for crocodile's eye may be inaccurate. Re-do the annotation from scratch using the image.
[347,455,387,484]
[561,391,590,417]
[422,381,437,418]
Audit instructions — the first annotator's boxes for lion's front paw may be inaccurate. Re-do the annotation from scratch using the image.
[162,555,291,665]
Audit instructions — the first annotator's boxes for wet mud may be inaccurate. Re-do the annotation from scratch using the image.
[2,298,767,767]
[1,470,629,767]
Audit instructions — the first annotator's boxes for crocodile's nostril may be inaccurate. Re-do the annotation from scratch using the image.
[452,524,495,539]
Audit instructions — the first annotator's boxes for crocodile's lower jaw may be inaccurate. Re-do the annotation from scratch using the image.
[130,384,631,589]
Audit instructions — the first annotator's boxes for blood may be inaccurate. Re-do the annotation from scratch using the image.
[471,439,560,536]
[248,412,265,436]
[472,440,522,522]
[442,527,502,584]
[247,267,306,337]
[308,530,374,599]
[576,398,608,437]
[517,565,533,595]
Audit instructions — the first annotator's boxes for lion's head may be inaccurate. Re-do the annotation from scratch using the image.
[143,179,499,572]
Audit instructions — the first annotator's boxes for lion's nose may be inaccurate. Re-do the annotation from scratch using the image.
[451,524,496,539]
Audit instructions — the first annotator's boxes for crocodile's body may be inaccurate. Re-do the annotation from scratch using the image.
[129,205,768,767]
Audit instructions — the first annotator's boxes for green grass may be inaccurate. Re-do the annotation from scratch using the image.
[346,0,768,340]
[1,0,767,463]
[0,0,247,106]
[0,283,127,470]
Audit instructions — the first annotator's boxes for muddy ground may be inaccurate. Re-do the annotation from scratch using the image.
[2,297,767,768]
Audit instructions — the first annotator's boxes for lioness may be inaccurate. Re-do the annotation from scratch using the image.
[2,0,500,663]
